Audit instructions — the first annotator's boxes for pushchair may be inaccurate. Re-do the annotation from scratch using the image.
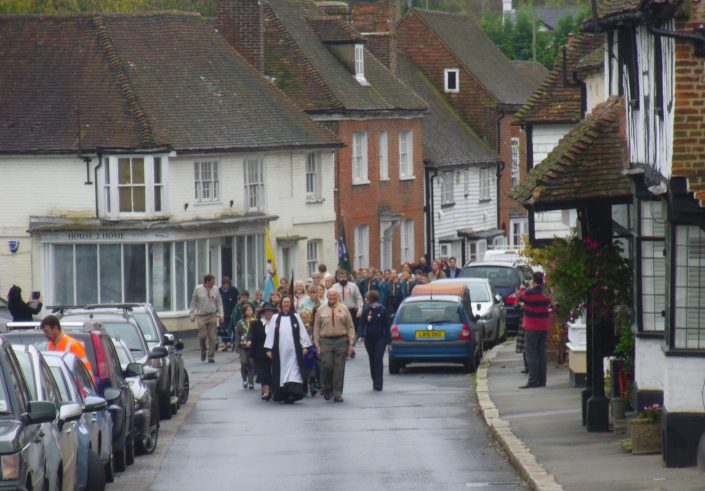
[216,323,237,352]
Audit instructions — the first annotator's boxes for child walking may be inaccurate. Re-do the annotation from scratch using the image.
[236,304,256,389]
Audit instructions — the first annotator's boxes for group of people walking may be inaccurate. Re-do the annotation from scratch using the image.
[188,269,393,404]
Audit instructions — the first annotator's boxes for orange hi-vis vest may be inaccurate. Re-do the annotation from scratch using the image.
[48,334,93,375]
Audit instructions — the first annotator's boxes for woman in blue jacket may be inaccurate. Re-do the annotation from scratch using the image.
[357,290,391,391]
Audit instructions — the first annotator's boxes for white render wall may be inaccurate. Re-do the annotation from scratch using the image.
[634,336,665,392]
[432,166,497,259]
[531,124,577,240]
[664,356,705,413]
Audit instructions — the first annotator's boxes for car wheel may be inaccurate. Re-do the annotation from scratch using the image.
[389,359,401,374]
[136,421,159,455]
[104,452,114,483]
[179,370,190,405]
[159,385,172,421]
[113,438,127,472]
[464,353,477,373]
[126,433,135,465]
[86,450,106,491]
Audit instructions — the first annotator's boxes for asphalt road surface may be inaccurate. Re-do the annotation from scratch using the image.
[115,344,526,491]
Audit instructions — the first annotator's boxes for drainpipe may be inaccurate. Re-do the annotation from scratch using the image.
[425,165,437,260]
[94,151,103,219]
[525,125,536,245]
[496,111,506,235]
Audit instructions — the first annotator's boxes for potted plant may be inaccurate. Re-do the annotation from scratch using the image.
[631,404,662,454]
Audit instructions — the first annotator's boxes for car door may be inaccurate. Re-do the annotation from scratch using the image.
[103,337,134,441]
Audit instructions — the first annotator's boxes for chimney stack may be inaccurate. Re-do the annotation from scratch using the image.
[345,0,397,73]
[217,0,265,72]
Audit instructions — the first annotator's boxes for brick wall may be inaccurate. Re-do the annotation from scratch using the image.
[217,0,264,72]
[334,117,425,269]
[347,0,395,32]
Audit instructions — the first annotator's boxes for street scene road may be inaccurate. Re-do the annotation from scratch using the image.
[115,343,526,491]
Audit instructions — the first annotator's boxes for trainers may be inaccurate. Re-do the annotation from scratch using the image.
[243,380,248,389]
[201,352,206,362]
[334,396,344,403]
[249,384,255,390]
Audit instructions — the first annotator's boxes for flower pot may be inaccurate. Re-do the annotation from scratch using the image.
[630,418,662,455]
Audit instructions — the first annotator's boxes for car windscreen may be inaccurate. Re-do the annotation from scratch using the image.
[131,312,160,344]
[398,301,462,324]
[13,350,37,400]
[467,283,491,302]
[49,366,71,401]
[102,323,147,359]
[461,266,521,288]
[5,334,49,351]
[111,341,131,371]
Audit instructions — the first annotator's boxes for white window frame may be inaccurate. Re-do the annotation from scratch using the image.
[244,157,266,212]
[399,130,414,179]
[510,219,527,248]
[479,167,493,202]
[354,44,369,85]
[102,155,168,218]
[441,170,454,205]
[306,240,320,278]
[305,152,322,201]
[379,131,389,181]
[194,161,220,203]
[354,225,370,268]
[400,219,415,264]
[444,68,460,93]
[352,131,369,184]
[511,137,520,187]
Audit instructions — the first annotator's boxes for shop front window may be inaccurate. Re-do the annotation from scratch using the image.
[637,200,666,333]
[672,224,705,349]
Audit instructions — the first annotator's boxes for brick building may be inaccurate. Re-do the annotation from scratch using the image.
[396,9,546,247]
[218,0,428,271]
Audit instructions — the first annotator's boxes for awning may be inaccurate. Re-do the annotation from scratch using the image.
[457,228,504,240]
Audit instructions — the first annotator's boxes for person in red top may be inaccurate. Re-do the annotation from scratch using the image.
[517,272,551,389]
[41,315,93,375]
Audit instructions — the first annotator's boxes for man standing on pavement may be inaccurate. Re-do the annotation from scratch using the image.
[518,272,551,389]
[42,314,93,374]
[314,289,356,402]
[444,257,462,278]
[190,274,224,363]
[332,269,363,323]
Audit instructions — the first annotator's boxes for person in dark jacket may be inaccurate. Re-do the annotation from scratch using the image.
[250,303,276,401]
[7,285,42,322]
[518,272,551,389]
[443,257,462,278]
[218,276,239,327]
[357,290,391,391]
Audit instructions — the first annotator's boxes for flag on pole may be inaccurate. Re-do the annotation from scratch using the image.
[337,213,352,273]
[263,228,279,301]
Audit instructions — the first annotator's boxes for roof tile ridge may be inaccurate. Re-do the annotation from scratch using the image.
[266,7,343,111]
[93,13,156,148]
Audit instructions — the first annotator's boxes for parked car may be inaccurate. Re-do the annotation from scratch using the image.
[53,303,188,420]
[389,283,483,374]
[1,323,136,474]
[11,344,82,491]
[111,338,160,455]
[432,278,507,346]
[43,351,110,491]
[44,350,114,484]
[0,336,59,490]
[0,298,10,321]
[460,262,533,334]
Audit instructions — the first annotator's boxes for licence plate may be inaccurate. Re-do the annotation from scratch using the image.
[416,330,445,339]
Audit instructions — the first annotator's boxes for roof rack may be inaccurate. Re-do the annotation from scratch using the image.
[50,303,141,314]
[0,321,41,332]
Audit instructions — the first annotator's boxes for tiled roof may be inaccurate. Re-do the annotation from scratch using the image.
[510,96,632,207]
[686,176,705,208]
[266,0,427,113]
[412,9,543,106]
[515,34,603,124]
[309,16,365,44]
[575,46,605,74]
[583,0,682,28]
[0,12,340,154]
[397,54,500,168]
[511,61,549,88]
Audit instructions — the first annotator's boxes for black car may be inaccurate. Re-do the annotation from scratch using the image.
[54,304,188,420]
[461,261,533,335]
[0,323,137,474]
[0,336,58,490]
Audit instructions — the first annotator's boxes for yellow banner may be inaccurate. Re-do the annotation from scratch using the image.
[265,228,280,290]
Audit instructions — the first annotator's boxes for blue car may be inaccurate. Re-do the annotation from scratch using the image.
[389,285,483,374]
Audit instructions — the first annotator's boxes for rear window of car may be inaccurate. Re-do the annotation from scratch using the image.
[131,312,160,343]
[461,266,521,288]
[102,323,147,359]
[398,301,462,324]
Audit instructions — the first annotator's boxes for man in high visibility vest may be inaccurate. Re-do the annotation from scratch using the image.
[41,315,93,375]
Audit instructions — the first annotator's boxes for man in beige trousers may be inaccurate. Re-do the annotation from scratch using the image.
[314,289,355,402]
[190,273,224,363]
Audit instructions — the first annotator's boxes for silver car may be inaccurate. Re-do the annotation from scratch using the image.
[43,351,113,490]
[432,278,507,346]
[12,345,82,491]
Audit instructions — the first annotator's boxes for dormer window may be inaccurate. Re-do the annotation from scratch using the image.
[445,69,459,93]
[354,44,369,86]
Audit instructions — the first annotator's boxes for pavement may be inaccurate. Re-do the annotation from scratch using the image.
[479,341,705,491]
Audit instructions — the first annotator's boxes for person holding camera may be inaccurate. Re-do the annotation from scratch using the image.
[518,272,551,389]
[7,285,42,322]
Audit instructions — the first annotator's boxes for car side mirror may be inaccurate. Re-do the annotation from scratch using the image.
[495,295,503,304]
[83,395,107,413]
[103,388,122,403]
[143,366,159,381]
[124,362,143,378]
[22,400,56,425]
[59,402,83,424]
[149,346,168,359]
[163,333,175,346]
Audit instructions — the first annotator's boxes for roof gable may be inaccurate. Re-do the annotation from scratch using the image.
[266,0,426,113]
[407,8,544,106]
[0,12,340,154]
[515,33,603,125]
